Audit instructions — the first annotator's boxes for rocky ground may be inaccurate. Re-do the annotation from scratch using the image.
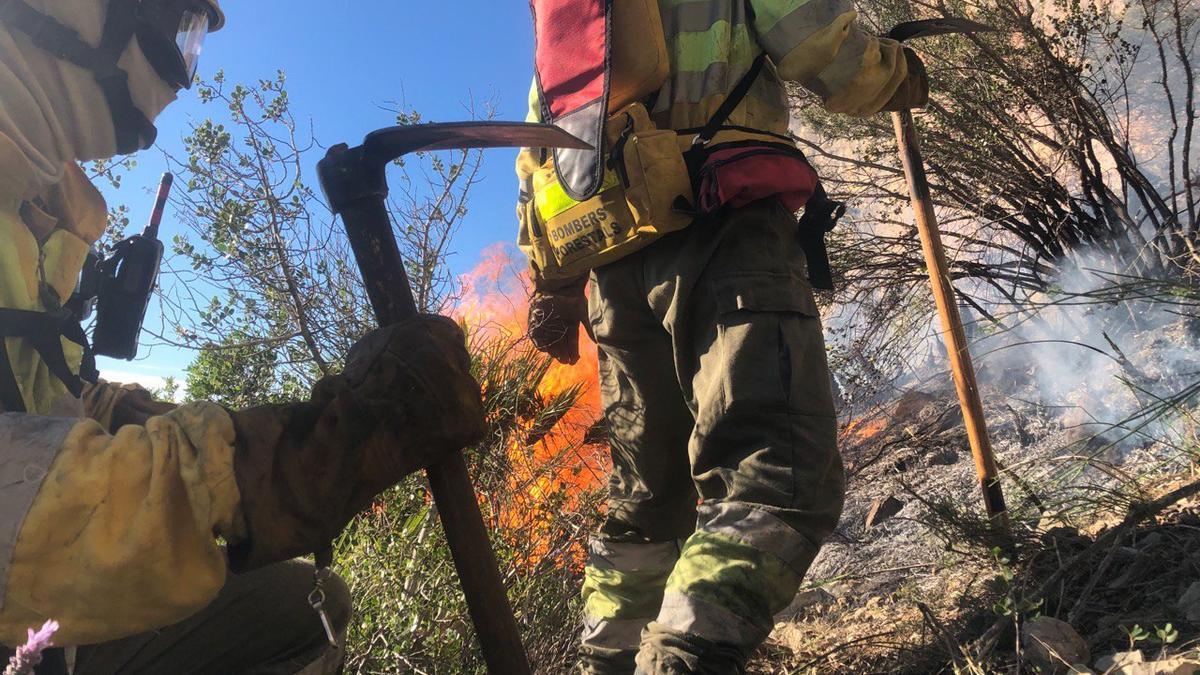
[750,358,1200,674]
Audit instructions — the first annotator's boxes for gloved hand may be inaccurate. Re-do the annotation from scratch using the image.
[109,385,177,429]
[882,47,930,111]
[226,315,485,571]
[81,380,178,432]
[528,288,589,365]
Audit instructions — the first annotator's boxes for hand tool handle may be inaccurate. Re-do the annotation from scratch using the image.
[891,109,1008,526]
[331,160,531,674]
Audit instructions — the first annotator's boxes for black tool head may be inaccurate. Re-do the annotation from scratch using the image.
[318,122,590,215]
[887,18,998,43]
[362,122,591,164]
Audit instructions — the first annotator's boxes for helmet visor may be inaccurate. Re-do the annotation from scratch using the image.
[174,8,211,87]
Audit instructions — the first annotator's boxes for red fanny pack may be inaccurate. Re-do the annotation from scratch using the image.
[694,145,819,214]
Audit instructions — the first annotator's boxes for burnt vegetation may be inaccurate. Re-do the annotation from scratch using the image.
[101,0,1200,670]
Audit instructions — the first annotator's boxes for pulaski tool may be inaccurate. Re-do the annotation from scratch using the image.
[317,121,589,674]
[887,18,1009,528]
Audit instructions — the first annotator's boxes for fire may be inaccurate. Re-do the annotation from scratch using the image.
[844,417,888,443]
[455,244,606,565]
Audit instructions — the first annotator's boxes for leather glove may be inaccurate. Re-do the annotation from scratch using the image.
[882,47,930,111]
[226,315,485,571]
[528,288,589,365]
[109,385,176,429]
[81,380,177,432]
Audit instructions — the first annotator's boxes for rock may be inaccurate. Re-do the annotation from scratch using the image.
[1135,532,1163,551]
[1038,511,1080,535]
[931,404,964,433]
[1066,665,1095,674]
[1059,425,1116,455]
[1148,655,1200,675]
[1095,651,1144,671]
[1021,617,1090,674]
[1040,526,1088,550]
[774,587,836,621]
[928,448,959,466]
[864,496,904,528]
[1177,581,1200,623]
[1106,655,1200,675]
[893,389,938,420]
[1093,650,1200,675]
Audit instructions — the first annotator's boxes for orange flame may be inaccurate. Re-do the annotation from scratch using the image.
[455,244,606,565]
[843,417,888,443]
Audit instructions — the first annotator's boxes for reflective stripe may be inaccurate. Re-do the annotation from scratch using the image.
[0,413,72,609]
[587,538,681,573]
[660,0,749,37]
[582,539,681,622]
[583,565,673,621]
[533,170,622,222]
[670,22,757,74]
[581,615,648,651]
[697,501,820,574]
[752,0,823,34]
[657,61,786,108]
[656,591,766,646]
[665,530,803,626]
[758,2,850,61]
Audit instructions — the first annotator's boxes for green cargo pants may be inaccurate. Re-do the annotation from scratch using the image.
[578,199,845,674]
[2,560,351,675]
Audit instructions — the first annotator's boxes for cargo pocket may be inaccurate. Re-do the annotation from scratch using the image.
[712,273,834,418]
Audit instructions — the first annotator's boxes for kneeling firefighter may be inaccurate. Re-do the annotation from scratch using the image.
[0,1,485,673]
[517,0,928,672]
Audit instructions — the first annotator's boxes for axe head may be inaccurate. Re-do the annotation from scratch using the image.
[319,122,590,215]
[887,17,998,43]
[362,121,591,163]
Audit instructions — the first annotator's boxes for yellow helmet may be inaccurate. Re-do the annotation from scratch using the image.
[202,0,225,32]
[138,0,226,90]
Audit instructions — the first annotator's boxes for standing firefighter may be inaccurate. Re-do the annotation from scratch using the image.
[0,1,484,673]
[518,0,928,672]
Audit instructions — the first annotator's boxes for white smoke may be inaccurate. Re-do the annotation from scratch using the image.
[968,251,1200,453]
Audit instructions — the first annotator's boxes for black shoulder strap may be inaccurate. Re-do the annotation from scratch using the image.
[693,52,767,147]
[0,307,99,412]
[0,0,155,153]
[0,341,26,413]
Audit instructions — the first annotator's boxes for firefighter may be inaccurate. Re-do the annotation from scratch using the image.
[521,0,929,672]
[0,1,484,672]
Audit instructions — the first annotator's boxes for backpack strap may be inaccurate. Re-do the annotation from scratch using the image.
[0,0,155,153]
[678,51,845,291]
[682,52,767,193]
[0,307,99,413]
[690,52,767,150]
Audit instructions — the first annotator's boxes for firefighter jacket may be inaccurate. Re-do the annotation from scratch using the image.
[0,6,245,647]
[517,0,922,291]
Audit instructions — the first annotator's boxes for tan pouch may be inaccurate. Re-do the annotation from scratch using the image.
[609,0,670,110]
[518,103,693,283]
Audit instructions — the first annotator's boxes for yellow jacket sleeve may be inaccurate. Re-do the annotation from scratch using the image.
[0,402,246,646]
[749,0,910,116]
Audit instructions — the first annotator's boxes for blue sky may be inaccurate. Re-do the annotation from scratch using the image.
[95,0,537,388]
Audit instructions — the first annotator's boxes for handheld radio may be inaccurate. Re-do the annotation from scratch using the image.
[92,172,172,360]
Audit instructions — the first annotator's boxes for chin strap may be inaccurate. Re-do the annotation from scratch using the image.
[0,0,157,154]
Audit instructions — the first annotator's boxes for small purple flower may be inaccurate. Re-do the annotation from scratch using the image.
[4,620,59,675]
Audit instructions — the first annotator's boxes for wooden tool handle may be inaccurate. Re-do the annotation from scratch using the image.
[892,110,1008,525]
[337,190,531,674]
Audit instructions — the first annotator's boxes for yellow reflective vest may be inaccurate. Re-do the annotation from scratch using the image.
[0,133,246,647]
[518,0,914,290]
